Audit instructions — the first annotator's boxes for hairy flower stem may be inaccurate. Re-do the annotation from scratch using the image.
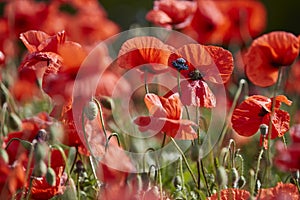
[170,138,198,187]
[201,159,211,196]
[93,98,109,148]
[218,79,248,149]
[252,148,264,197]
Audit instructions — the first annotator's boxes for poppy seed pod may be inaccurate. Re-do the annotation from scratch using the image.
[259,124,268,136]
[84,101,98,120]
[46,167,56,186]
[35,129,48,142]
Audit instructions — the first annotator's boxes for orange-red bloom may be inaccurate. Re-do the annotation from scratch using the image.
[168,44,233,107]
[245,31,299,87]
[146,0,196,29]
[258,182,299,200]
[134,93,197,140]
[207,188,250,200]
[231,95,292,140]
[118,36,174,76]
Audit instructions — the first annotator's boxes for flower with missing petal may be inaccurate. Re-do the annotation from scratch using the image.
[134,93,197,140]
[231,95,292,143]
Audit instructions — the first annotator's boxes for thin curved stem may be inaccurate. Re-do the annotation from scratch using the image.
[170,138,198,187]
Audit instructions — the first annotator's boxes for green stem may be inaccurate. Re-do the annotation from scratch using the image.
[170,138,198,187]
[252,148,264,196]
[93,98,108,147]
[218,79,248,149]
[144,70,149,94]
[200,159,211,196]
[20,142,34,200]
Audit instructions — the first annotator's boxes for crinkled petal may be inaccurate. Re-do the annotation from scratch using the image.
[262,110,290,139]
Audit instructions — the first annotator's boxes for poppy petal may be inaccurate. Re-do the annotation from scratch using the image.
[117,36,174,73]
[262,110,290,139]
[245,31,299,87]
[231,95,270,137]
[180,79,216,108]
[19,30,50,53]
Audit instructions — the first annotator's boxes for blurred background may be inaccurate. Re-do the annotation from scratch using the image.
[101,0,300,35]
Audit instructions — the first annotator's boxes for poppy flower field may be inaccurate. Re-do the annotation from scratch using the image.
[1,0,300,199]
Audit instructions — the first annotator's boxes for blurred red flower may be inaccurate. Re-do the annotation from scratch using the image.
[146,0,197,29]
[134,93,197,140]
[274,124,300,171]
[258,182,299,200]
[0,155,26,199]
[245,31,299,87]
[168,44,233,107]
[231,95,292,141]
[183,0,266,45]
[207,188,250,200]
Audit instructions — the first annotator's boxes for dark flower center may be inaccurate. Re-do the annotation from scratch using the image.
[188,69,203,80]
[258,108,269,117]
[172,58,189,71]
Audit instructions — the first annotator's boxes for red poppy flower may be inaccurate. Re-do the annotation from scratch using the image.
[231,95,292,141]
[134,93,197,140]
[245,31,299,87]
[207,188,250,200]
[117,36,174,75]
[168,44,233,107]
[146,0,196,29]
[258,182,299,200]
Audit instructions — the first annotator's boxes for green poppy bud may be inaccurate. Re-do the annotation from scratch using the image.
[46,167,56,186]
[190,144,201,162]
[8,112,22,130]
[33,160,47,177]
[34,142,47,162]
[84,101,98,121]
[230,168,239,188]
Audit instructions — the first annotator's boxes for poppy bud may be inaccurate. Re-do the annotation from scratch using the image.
[19,139,33,150]
[99,96,114,110]
[46,167,56,186]
[84,101,98,121]
[216,166,228,187]
[49,123,64,144]
[34,142,47,162]
[173,175,182,189]
[33,160,47,177]
[8,113,22,130]
[259,124,268,136]
[0,149,9,164]
[190,144,201,162]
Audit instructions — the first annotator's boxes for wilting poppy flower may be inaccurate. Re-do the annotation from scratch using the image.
[244,31,299,87]
[258,182,299,200]
[207,188,250,200]
[146,0,196,29]
[231,95,292,141]
[117,36,174,76]
[168,44,233,107]
[134,93,197,140]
